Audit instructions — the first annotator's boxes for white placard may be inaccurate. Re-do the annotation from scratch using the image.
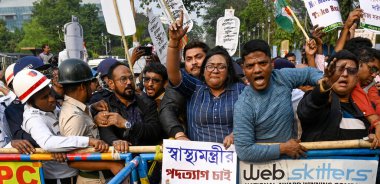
[158,0,193,33]
[359,0,380,31]
[162,139,237,184]
[215,9,240,56]
[100,0,136,36]
[240,157,378,184]
[304,0,343,32]
[355,29,377,48]
[148,9,168,66]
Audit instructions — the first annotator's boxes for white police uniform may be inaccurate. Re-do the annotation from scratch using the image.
[22,104,89,180]
[0,91,17,147]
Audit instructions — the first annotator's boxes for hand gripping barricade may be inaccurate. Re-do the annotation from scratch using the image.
[12,69,51,104]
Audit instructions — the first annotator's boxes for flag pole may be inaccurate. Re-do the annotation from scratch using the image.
[285,6,310,41]
[112,0,134,75]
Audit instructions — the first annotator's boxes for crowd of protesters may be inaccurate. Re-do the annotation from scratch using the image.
[0,8,379,184]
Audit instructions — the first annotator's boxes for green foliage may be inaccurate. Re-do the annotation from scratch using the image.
[0,20,24,53]
[17,19,52,51]
[18,0,106,56]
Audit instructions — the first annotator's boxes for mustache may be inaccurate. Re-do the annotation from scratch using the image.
[124,85,134,91]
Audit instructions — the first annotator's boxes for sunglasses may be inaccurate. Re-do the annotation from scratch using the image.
[335,65,358,75]
[143,77,162,84]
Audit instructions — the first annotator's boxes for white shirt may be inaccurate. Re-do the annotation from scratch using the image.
[58,49,69,66]
[22,105,89,179]
[0,91,16,148]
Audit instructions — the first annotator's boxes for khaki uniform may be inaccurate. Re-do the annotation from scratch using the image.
[59,95,104,184]
[59,95,99,139]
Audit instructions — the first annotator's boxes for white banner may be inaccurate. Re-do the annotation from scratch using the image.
[100,0,136,36]
[355,29,377,48]
[304,0,343,32]
[148,9,168,66]
[240,157,378,184]
[359,0,380,31]
[162,140,237,184]
[215,9,240,56]
[158,0,193,33]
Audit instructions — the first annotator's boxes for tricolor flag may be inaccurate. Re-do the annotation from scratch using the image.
[273,0,294,33]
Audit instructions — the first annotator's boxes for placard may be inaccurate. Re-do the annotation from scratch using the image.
[100,0,136,36]
[162,140,237,184]
[240,157,378,184]
[158,0,193,33]
[0,162,43,184]
[355,29,377,48]
[148,9,168,66]
[304,0,343,32]
[359,0,380,31]
[216,9,240,56]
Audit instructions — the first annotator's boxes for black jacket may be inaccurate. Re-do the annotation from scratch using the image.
[5,100,39,147]
[297,85,370,142]
[158,85,187,138]
[98,93,162,146]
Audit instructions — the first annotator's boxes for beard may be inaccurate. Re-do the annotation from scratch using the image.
[115,86,135,101]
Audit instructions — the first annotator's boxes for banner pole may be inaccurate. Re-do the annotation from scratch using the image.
[112,0,134,75]
[161,0,188,46]
[286,6,310,41]
[0,146,159,154]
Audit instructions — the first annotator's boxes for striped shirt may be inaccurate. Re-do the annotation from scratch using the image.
[174,71,245,143]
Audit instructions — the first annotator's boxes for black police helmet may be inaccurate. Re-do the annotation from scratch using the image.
[58,58,94,84]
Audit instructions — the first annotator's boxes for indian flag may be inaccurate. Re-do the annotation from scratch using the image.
[273,0,294,33]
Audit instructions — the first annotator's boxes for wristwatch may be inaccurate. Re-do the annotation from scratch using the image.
[124,120,132,129]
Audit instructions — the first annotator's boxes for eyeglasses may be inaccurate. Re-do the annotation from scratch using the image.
[205,64,227,72]
[335,65,358,75]
[115,75,134,84]
[365,63,380,75]
[143,77,162,84]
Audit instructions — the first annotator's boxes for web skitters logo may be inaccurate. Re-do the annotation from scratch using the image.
[241,160,375,183]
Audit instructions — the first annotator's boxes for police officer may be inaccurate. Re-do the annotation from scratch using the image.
[13,69,109,184]
[58,58,124,184]
[5,56,51,151]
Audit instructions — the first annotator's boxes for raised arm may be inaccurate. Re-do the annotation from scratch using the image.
[167,10,189,86]
[335,8,363,52]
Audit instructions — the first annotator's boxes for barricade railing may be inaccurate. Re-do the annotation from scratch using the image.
[0,140,378,184]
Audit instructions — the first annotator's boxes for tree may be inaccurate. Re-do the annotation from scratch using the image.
[18,0,106,56]
[0,20,22,53]
[17,19,51,51]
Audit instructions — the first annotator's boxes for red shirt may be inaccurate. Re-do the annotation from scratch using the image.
[351,83,376,116]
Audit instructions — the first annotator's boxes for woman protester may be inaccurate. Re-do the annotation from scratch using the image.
[166,10,244,148]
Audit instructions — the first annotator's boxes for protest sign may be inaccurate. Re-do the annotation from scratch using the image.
[359,0,380,31]
[158,0,193,33]
[162,140,237,184]
[240,157,378,184]
[304,0,343,32]
[148,9,168,66]
[100,0,136,36]
[216,9,240,56]
[355,29,377,48]
[280,40,289,57]
[0,162,43,184]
